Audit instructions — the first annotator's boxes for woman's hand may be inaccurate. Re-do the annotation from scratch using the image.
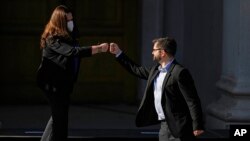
[91,43,109,54]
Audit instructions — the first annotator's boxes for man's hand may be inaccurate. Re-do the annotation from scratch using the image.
[193,130,204,136]
[109,43,121,55]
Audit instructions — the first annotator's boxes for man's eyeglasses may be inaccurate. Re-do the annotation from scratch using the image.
[152,48,164,51]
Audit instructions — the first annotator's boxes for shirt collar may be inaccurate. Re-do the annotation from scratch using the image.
[158,58,174,72]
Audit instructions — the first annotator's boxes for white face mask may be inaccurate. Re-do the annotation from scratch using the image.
[67,21,74,32]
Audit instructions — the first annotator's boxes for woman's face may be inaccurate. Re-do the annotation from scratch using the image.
[66,12,74,32]
[66,12,73,21]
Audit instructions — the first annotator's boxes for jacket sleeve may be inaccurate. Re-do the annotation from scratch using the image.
[177,69,204,130]
[116,52,150,80]
[48,38,92,58]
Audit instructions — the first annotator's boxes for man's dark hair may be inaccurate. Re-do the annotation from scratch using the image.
[152,37,177,56]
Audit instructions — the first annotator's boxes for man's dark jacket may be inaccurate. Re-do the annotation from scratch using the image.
[116,52,204,138]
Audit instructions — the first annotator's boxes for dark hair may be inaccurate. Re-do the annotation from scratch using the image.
[152,37,177,56]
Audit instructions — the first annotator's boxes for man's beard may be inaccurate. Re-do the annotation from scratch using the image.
[153,55,161,62]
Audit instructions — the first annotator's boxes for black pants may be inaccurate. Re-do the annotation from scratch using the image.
[159,121,196,141]
[41,86,71,141]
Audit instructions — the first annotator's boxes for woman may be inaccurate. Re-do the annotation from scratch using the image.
[37,5,108,141]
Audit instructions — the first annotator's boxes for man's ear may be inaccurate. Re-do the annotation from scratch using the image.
[161,50,167,57]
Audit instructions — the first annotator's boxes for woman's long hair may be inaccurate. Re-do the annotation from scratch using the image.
[40,5,71,48]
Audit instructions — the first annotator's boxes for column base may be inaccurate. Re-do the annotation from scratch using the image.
[206,91,250,129]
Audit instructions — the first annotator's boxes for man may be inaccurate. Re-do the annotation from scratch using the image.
[109,37,204,141]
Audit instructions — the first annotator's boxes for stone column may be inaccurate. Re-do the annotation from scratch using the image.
[207,0,250,129]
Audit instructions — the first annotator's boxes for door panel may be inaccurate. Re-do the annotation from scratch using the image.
[0,0,138,104]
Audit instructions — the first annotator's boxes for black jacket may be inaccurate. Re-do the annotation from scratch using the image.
[116,52,204,138]
[37,36,92,93]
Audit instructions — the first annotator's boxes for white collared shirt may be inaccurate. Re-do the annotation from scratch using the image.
[153,59,174,120]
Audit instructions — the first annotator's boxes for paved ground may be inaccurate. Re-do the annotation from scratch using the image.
[0,104,229,140]
[0,104,159,130]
